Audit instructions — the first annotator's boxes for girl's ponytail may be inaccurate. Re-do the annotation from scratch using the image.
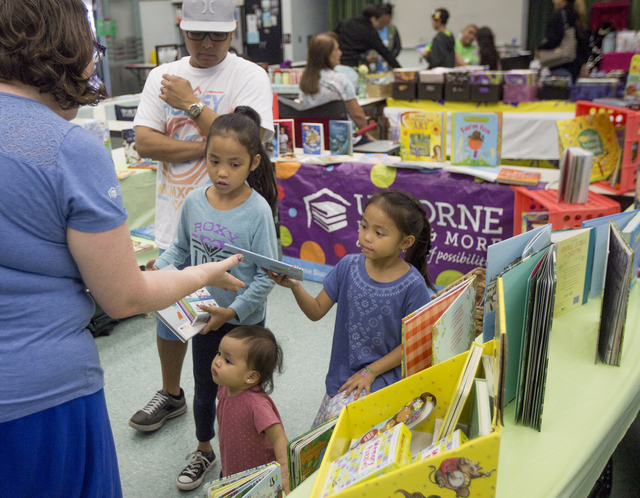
[365,190,436,291]
[206,106,278,215]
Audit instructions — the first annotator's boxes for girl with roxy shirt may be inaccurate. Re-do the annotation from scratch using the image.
[269,190,436,426]
[149,106,278,490]
[212,325,289,493]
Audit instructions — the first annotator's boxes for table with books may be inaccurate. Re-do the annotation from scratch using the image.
[287,284,640,498]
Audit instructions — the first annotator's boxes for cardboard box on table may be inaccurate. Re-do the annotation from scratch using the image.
[310,341,502,498]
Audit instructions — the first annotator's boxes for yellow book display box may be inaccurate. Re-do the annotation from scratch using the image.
[310,340,503,498]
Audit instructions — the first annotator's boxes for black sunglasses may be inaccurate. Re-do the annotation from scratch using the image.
[186,31,230,42]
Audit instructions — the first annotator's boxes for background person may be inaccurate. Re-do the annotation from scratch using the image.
[423,8,456,69]
[299,33,376,143]
[129,0,274,438]
[0,1,244,496]
[335,4,401,70]
[476,27,500,70]
[455,24,479,66]
[366,3,402,72]
[537,0,589,83]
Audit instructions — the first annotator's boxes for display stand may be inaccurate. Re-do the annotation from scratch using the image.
[513,187,620,235]
[575,100,640,194]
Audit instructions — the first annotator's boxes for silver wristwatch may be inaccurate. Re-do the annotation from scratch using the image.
[187,101,206,119]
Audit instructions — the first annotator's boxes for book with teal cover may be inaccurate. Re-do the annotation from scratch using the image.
[452,112,502,167]
[130,224,155,240]
[329,120,353,155]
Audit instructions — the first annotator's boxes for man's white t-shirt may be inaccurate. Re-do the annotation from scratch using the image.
[134,53,274,250]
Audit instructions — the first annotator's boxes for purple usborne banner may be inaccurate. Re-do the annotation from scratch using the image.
[277,162,515,285]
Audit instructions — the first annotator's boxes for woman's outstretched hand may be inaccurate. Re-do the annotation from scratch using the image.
[197,254,246,292]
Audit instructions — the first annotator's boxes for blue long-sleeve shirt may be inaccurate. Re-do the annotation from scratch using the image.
[156,187,277,324]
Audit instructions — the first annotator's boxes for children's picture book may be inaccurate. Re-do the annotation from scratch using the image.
[130,224,155,241]
[550,227,595,317]
[320,423,412,498]
[483,223,552,342]
[437,342,484,440]
[467,378,491,439]
[224,243,304,281]
[132,239,153,255]
[624,54,640,99]
[621,211,640,289]
[399,111,445,162]
[402,277,476,377]
[596,222,634,366]
[177,288,218,326]
[329,120,353,155]
[495,168,541,186]
[268,122,280,160]
[582,210,639,297]
[274,119,295,155]
[411,428,468,462]
[349,392,436,449]
[127,160,158,170]
[451,112,502,167]
[302,122,324,155]
[556,114,622,183]
[82,119,112,152]
[116,170,134,180]
[153,265,208,342]
[203,462,282,498]
[122,129,141,165]
[287,417,338,491]
[557,147,593,204]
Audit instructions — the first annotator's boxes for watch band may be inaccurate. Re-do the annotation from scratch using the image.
[187,101,205,119]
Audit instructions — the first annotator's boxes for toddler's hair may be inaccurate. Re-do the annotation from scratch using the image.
[206,106,278,215]
[226,325,283,395]
[365,189,436,291]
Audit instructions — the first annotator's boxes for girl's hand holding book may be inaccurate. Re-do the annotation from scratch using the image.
[338,366,377,400]
[198,305,237,334]
[266,270,299,289]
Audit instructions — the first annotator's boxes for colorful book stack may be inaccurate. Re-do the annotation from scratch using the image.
[177,288,218,326]
[288,418,338,491]
[203,462,282,498]
[451,112,502,167]
[411,429,468,463]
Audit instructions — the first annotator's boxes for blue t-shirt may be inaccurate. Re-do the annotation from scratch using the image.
[322,254,432,397]
[156,187,277,324]
[0,93,128,423]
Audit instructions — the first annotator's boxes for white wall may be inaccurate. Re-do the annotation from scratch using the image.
[394,0,528,48]
[289,0,328,62]
[139,1,179,63]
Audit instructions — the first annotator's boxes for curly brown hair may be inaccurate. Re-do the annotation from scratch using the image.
[0,0,108,109]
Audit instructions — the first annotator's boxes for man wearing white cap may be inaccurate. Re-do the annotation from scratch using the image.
[130,0,274,490]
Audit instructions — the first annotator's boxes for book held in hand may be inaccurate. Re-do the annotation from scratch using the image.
[177,288,218,326]
[224,243,304,281]
[302,122,324,155]
[203,462,282,498]
[329,120,353,155]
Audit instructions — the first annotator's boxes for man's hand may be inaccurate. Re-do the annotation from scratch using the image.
[159,74,200,111]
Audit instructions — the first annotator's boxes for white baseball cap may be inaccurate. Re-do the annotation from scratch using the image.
[180,0,237,33]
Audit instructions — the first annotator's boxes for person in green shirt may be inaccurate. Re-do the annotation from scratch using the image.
[454,24,479,66]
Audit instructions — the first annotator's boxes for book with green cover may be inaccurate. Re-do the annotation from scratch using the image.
[287,417,338,491]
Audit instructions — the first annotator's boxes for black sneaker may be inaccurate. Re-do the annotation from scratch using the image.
[128,389,187,432]
[176,449,216,490]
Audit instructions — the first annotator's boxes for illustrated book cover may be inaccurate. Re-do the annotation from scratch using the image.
[556,113,622,183]
[287,418,338,491]
[302,122,324,155]
[204,462,282,498]
[329,120,353,155]
[122,128,141,165]
[399,111,446,162]
[274,119,295,155]
[402,276,476,377]
[451,112,502,167]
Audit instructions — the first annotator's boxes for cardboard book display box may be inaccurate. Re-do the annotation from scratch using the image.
[310,340,503,498]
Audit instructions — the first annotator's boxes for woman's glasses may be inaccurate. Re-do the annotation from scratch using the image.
[93,42,107,64]
[186,31,229,42]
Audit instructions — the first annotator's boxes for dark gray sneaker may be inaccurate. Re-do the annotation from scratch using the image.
[176,449,216,490]
[128,389,187,432]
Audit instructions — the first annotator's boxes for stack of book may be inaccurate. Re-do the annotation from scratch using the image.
[203,462,282,498]
[557,147,594,204]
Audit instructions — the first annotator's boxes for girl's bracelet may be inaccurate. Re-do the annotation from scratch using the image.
[359,366,374,377]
